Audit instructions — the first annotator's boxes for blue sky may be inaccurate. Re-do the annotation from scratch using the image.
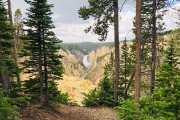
[8,0,180,43]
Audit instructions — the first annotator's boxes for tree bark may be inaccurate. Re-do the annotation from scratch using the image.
[135,0,141,104]
[8,0,20,84]
[38,27,43,104]
[7,0,13,26]
[39,40,43,104]
[150,0,157,95]
[124,39,127,97]
[0,40,11,90]
[0,72,10,90]
[113,0,120,106]
[125,69,135,99]
[43,29,48,105]
[125,23,153,99]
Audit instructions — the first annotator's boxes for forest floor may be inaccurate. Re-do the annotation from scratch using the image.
[20,103,119,120]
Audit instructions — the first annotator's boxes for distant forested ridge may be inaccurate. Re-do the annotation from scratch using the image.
[60,42,114,54]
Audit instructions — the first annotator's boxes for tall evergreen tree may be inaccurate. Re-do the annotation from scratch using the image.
[120,39,134,99]
[13,9,23,85]
[78,0,120,105]
[121,39,128,90]
[0,0,14,90]
[22,0,64,105]
[7,0,18,64]
[135,0,142,104]
[150,0,157,94]
[139,38,180,119]
[140,0,167,94]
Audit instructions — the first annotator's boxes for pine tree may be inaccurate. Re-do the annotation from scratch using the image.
[121,39,134,99]
[156,39,179,87]
[116,38,180,120]
[0,0,14,90]
[22,0,64,105]
[135,0,142,104]
[121,39,128,90]
[78,0,120,106]
[140,0,167,94]
[139,38,180,119]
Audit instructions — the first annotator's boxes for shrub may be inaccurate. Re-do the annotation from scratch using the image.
[115,99,138,120]
[48,81,69,104]
[82,76,116,107]
[0,89,19,120]
[82,89,99,106]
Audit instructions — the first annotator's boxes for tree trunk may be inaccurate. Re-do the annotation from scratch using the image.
[38,30,43,104]
[135,0,141,104]
[124,39,127,99]
[0,72,10,90]
[150,0,157,95]
[125,24,152,99]
[39,43,43,104]
[16,23,21,85]
[125,69,135,99]
[0,41,11,90]
[113,0,120,106]
[8,0,20,84]
[43,29,48,105]
[7,0,13,26]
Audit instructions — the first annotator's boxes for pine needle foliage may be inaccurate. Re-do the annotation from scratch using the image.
[21,0,65,104]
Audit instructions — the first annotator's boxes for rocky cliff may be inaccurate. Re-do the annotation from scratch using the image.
[86,46,114,84]
[58,49,86,77]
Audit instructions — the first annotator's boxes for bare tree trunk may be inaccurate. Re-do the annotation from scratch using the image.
[113,0,120,106]
[7,0,13,26]
[150,0,157,95]
[135,0,141,104]
[124,39,127,98]
[7,0,20,84]
[0,72,10,90]
[0,41,11,90]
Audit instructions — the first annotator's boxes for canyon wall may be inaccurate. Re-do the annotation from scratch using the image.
[58,49,85,77]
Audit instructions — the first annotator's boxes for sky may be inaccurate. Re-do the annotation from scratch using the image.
[8,0,180,43]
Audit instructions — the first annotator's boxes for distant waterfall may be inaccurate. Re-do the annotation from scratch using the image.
[83,55,90,69]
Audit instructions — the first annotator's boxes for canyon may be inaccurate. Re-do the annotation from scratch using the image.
[57,43,115,105]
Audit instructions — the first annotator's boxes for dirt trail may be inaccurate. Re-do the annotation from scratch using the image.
[21,104,119,120]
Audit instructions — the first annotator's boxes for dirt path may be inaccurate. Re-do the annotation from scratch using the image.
[21,104,119,120]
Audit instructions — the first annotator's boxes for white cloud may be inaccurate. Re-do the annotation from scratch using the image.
[54,10,136,43]
[9,0,179,43]
[53,22,99,43]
